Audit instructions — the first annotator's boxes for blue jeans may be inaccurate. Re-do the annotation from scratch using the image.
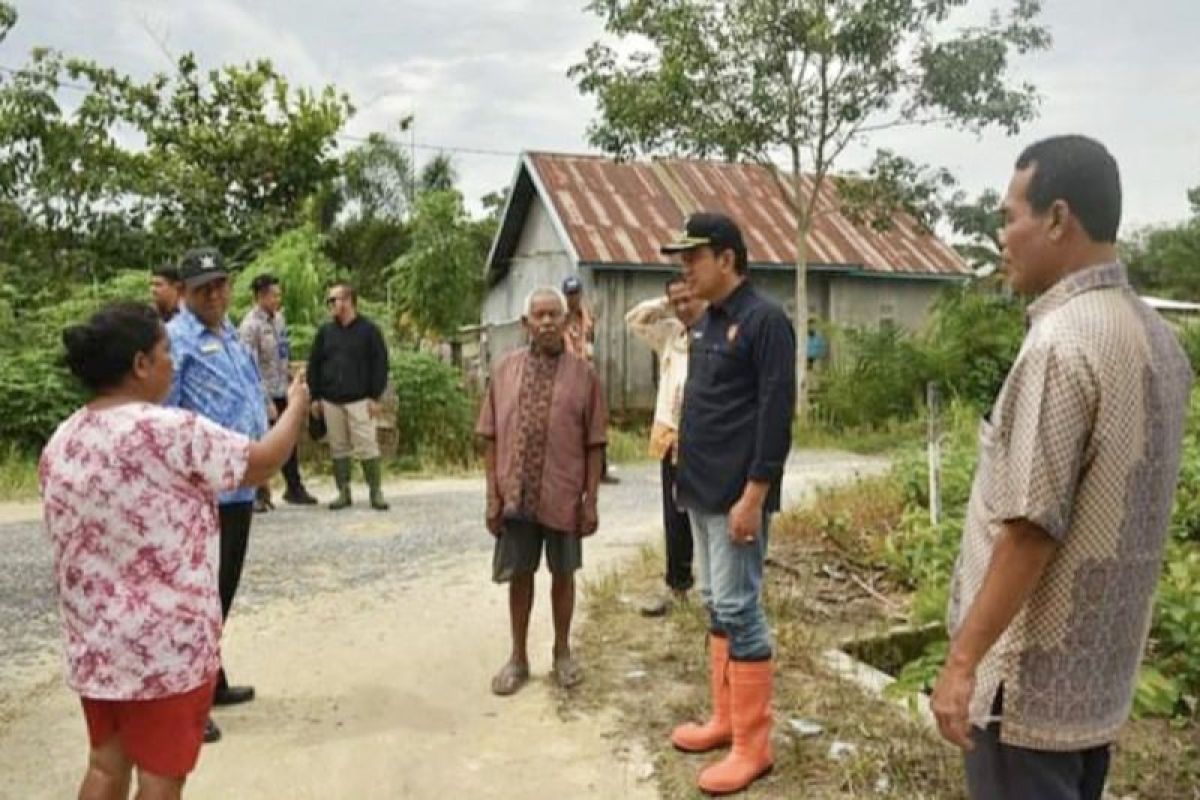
[688,509,772,661]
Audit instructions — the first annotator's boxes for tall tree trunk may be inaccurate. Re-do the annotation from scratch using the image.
[791,153,810,420]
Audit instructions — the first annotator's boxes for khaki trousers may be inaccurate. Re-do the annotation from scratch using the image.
[322,399,380,460]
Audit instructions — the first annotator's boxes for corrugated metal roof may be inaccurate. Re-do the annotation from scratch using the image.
[526,151,969,276]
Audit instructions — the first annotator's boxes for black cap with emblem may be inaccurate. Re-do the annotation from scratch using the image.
[659,211,747,271]
[179,247,228,289]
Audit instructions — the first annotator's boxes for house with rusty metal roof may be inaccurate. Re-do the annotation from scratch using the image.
[483,151,972,412]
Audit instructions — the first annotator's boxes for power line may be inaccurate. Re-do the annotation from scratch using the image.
[0,63,521,160]
[337,132,517,158]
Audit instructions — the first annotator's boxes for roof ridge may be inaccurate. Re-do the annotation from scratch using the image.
[516,151,970,276]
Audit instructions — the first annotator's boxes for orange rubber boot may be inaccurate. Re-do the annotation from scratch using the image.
[697,658,774,795]
[670,635,732,753]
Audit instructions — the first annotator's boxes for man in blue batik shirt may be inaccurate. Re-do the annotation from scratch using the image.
[166,247,268,744]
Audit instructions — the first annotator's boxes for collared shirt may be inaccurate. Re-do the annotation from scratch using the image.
[40,404,249,700]
[948,262,1192,751]
[167,307,268,506]
[625,297,689,459]
[476,347,608,535]
[239,306,292,400]
[677,280,796,514]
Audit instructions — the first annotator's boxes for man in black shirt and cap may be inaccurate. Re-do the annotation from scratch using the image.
[307,282,391,511]
[661,212,796,795]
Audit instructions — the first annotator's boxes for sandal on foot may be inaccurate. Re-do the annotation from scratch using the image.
[552,654,583,689]
[490,662,530,696]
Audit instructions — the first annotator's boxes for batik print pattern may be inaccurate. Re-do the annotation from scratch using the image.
[39,404,250,700]
[512,350,560,520]
[948,263,1193,751]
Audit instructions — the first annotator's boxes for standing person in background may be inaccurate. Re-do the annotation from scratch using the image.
[166,247,269,742]
[561,276,595,361]
[239,274,318,510]
[624,277,707,617]
[43,302,308,800]
[562,275,619,485]
[307,283,391,511]
[661,212,796,795]
[150,264,184,323]
[931,136,1192,800]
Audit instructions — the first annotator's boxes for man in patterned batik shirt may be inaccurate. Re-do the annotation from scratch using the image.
[476,287,607,698]
[931,136,1192,800]
[239,273,317,509]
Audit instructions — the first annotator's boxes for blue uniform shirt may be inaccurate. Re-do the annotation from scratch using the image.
[166,306,268,505]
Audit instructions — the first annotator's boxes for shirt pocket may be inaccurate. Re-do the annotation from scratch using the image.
[973,417,1008,535]
[708,339,749,383]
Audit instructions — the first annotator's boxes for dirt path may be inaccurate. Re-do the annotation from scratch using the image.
[0,452,886,799]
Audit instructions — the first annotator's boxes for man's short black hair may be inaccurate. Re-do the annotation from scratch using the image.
[151,263,181,283]
[1015,135,1122,243]
[251,273,279,296]
[665,275,687,292]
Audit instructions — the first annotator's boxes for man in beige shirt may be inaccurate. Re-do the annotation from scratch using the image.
[931,136,1192,800]
[625,276,706,616]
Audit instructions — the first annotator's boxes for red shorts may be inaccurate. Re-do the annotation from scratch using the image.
[80,677,215,778]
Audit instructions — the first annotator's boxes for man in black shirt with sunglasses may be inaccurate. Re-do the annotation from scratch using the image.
[307,282,391,511]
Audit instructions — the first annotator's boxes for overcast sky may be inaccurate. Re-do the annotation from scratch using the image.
[3,1,1198,231]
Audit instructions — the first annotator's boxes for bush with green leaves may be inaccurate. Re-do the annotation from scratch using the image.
[389,350,476,468]
[0,270,150,450]
[230,223,338,360]
[817,324,929,428]
[814,284,1025,429]
[877,392,1200,719]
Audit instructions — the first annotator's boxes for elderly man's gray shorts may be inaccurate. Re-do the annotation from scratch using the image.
[492,519,582,582]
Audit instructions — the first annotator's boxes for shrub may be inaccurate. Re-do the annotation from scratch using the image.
[389,350,475,467]
[813,284,1025,430]
[921,286,1025,409]
[817,324,929,428]
[230,224,337,359]
[0,270,150,451]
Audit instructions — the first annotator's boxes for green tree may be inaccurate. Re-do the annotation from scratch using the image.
[571,0,1050,409]
[387,190,484,340]
[324,133,415,294]
[1123,187,1200,300]
[0,6,351,291]
[945,188,1004,270]
[418,153,458,194]
[231,222,338,358]
[339,131,414,222]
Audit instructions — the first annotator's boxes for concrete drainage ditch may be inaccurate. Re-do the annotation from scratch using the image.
[819,622,947,731]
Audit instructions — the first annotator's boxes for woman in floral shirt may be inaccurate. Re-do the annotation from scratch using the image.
[40,303,309,800]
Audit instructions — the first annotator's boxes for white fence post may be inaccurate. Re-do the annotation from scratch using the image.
[927,382,942,527]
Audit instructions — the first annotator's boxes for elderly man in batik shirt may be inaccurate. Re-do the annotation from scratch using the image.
[932,136,1192,800]
[477,286,608,697]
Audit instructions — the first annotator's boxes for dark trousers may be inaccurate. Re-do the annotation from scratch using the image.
[272,397,305,494]
[965,690,1111,800]
[217,502,254,690]
[661,455,694,591]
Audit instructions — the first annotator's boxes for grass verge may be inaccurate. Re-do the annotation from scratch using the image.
[569,483,1200,799]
